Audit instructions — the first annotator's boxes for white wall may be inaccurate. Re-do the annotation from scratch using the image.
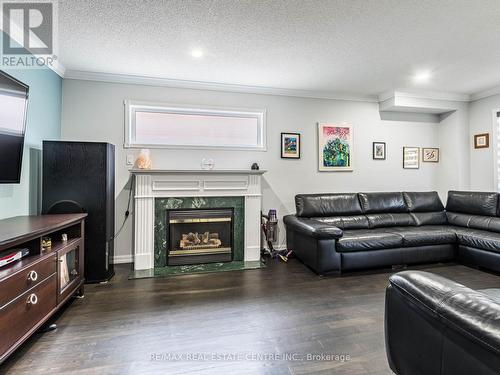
[0,68,62,220]
[469,94,500,191]
[437,102,471,197]
[62,79,448,262]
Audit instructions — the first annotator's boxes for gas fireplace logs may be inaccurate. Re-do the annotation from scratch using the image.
[179,232,222,250]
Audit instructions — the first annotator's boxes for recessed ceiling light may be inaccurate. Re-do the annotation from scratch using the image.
[191,49,203,58]
[413,70,431,84]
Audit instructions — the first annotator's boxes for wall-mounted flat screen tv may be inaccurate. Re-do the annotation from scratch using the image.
[0,70,29,184]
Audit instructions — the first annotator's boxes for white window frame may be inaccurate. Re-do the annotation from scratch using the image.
[124,100,267,151]
[493,108,500,191]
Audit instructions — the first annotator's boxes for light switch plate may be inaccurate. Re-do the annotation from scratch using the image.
[126,154,135,166]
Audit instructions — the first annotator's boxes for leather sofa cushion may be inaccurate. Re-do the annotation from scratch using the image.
[358,192,408,214]
[295,193,362,217]
[446,212,471,227]
[410,211,447,226]
[403,191,444,212]
[468,215,500,232]
[447,212,500,233]
[487,217,500,232]
[446,190,498,216]
[388,226,457,247]
[313,215,369,230]
[456,229,500,253]
[336,229,403,252]
[366,213,415,228]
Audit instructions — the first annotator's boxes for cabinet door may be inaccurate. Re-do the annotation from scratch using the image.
[57,240,83,304]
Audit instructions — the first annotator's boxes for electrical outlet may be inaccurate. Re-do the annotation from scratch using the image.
[126,154,135,166]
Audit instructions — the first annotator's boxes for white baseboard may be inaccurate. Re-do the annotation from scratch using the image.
[111,254,133,264]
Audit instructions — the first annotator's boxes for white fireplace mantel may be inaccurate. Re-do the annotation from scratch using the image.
[130,168,266,270]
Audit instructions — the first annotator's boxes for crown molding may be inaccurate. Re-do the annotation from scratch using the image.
[62,70,500,104]
[49,60,66,77]
[470,85,500,102]
[36,57,65,77]
[64,69,379,102]
[382,86,500,103]
[378,89,470,103]
[377,91,396,103]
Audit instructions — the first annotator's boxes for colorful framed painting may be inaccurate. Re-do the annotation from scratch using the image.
[318,123,353,171]
[281,132,301,159]
[474,133,490,149]
[373,142,386,160]
[403,147,420,169]
[422,147,439,162]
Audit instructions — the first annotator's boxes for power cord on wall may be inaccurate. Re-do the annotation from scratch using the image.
[111,174,135,241]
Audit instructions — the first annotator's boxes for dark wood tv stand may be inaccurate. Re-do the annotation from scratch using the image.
[0,214,87,363]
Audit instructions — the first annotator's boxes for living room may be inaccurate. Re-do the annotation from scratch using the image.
[0,1,500,374]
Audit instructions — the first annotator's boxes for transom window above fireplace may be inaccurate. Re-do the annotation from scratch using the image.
[124,100,266,150]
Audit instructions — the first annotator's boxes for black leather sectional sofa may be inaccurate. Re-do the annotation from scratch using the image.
[284,190,500,275]
[385,270,500,374]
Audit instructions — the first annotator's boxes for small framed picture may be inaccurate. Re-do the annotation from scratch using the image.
[403,147,420,169]
[372,142,386,160]
[422,148,439,162]
[281,132,301,159]
[474,133,490,149]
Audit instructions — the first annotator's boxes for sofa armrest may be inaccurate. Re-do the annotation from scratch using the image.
[283,215,343,239]
[388,271,500,351]
[386,271,500,374]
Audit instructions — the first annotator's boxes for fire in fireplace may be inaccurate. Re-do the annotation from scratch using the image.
[167,208,233,265]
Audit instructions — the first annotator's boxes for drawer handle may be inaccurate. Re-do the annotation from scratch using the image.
[27,270,38,282]
[27,293,38,305]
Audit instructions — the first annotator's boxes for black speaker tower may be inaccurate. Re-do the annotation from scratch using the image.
[42,141,115,283]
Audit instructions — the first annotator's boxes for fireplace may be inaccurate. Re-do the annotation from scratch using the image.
[132,169,264,271]
[167,208,234,265]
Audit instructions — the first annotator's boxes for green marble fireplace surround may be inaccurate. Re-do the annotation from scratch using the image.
[154,196,245,268]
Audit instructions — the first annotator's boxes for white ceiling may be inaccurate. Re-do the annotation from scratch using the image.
[58,0,500,98]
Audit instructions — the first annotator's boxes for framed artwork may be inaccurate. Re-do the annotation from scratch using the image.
[474,133,490,149]
[372,142,386,160]
[281,132,301,159]
[403,147,420,169]
[422,148,439,162]
[318,123,353,171]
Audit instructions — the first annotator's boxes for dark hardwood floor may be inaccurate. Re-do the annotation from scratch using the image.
[2,259,499,375]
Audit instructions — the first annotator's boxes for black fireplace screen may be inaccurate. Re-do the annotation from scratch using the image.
[167,208,233,265]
